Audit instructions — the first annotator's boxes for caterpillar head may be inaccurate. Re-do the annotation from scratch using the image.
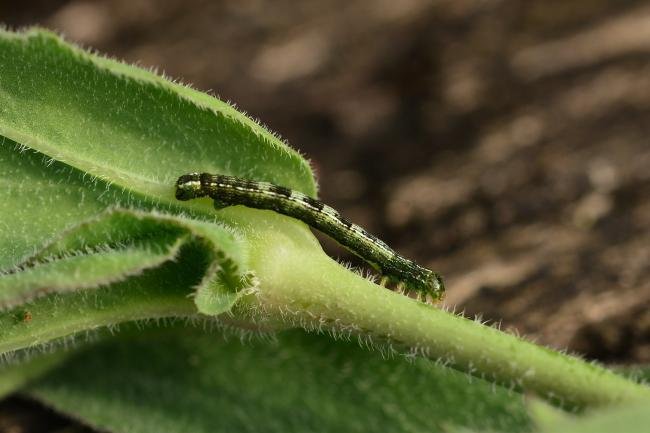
[406,266,445,302]
[175,173,205,200]
[425,270,445,301]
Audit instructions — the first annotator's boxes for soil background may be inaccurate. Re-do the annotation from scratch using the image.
[1,1,650,431]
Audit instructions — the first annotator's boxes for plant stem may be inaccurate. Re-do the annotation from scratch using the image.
[251,236,650,409]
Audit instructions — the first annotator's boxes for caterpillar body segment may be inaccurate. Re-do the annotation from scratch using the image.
[176,173,445,301]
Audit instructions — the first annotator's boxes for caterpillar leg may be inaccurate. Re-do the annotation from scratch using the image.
[379,275,390,287]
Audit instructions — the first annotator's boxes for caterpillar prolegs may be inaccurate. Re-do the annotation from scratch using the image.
[176,173,445,302]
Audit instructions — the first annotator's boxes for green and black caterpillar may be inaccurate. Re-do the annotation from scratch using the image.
[176,173,445,302]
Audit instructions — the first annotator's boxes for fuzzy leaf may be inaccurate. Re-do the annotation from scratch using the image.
[0,351,70,398]
[0,241,209,356]
[28,328,532,433]
[0,208,250,313]
[0,29,316,205]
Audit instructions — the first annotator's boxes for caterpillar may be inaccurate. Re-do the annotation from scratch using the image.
[176,173,445,302]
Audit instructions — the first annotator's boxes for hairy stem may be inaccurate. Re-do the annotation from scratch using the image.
[250,230,650,409]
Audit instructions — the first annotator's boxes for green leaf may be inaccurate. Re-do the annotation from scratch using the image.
[0,28,315,272]
[0,351,70,398]
[3,208,249,311]
[27,328,532,433]
[0,239,208,356]
[0,28,316,205]
[0,206,260,357]
[0,234,184,309]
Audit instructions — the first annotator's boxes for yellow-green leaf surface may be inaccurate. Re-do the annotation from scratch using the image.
[0,29,315,204]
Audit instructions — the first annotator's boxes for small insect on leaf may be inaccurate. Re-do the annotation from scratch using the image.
[176,173,445,302]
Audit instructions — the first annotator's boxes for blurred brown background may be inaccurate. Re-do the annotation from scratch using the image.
[1,1,650,428]
[4,0,650,360]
